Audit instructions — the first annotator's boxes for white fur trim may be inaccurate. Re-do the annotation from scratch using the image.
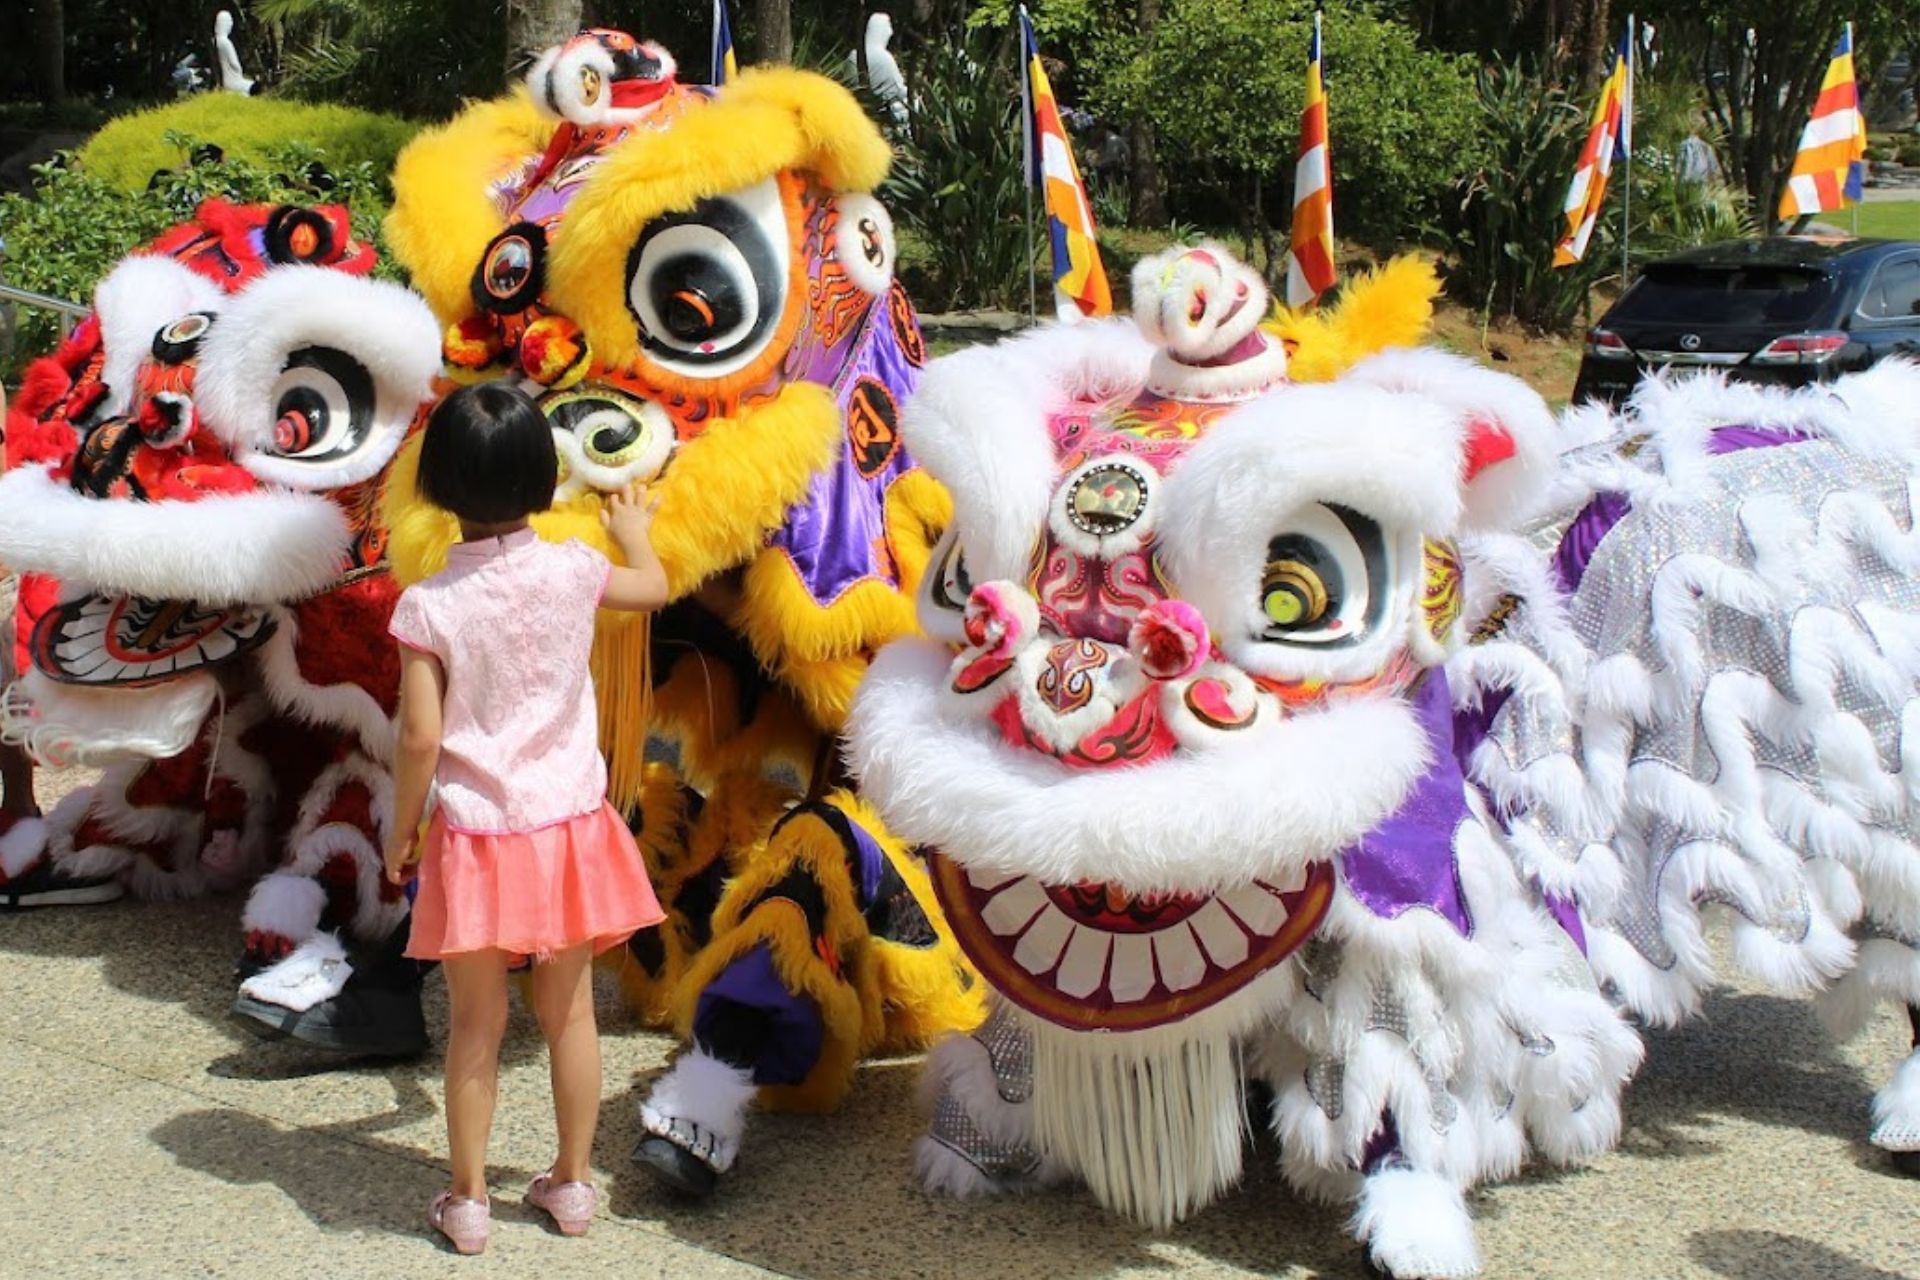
[241,871,329,943]
[0,465,350,605]
[0,816,47,878]
[901,319,1154,583]
[1870,1049,1920,1152]
[256,611,397,764]
[2,668,217,766]
[195,267,440,492]
[848,638,1429,896]
[639,1049,756,1173]
[1340,346,1557,532]
[238,932,353,1012]
[1351,1167,1481,1280]
[94,256,225,419]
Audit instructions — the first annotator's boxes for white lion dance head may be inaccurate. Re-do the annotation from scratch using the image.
[849,245,1642,1277]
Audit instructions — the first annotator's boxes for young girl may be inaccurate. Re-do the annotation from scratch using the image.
[382,381,667,1255]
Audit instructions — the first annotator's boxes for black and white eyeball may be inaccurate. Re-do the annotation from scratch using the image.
[918,527,974,644]
[544,385,675,496]
[833,193,895,296]
[266,346,377,464]
[151,311,216,365]
[1254,504,1386,648]
[625,177,791,380]
[193,267,441,491]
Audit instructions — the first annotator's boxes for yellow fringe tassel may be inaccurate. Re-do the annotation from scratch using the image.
[591,611,653,815]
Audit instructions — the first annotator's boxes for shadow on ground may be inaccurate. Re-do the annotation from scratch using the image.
[1691,1230,1915,1280]
[2,889,1915,1279]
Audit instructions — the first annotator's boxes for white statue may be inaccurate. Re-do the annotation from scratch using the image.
[850,13,909,124]
[215,11,255,96]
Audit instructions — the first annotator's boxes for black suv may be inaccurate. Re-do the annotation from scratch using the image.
[1572,237,1920,405]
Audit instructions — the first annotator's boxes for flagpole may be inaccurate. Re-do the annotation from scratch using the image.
[1850,21,1860,238]
[1019,7,1038,325]
[1621,13,1633,289]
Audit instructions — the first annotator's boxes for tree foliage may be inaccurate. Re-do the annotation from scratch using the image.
[1101,0,1483,260]
[1628,0,1920,224]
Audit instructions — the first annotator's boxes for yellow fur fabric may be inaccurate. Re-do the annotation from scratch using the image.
[380,380,839,596]
[385,90,554,324]
[731,468,952,730]
[1264,255,1441,384]
[548,68,891,363]
[669,789,984,1113]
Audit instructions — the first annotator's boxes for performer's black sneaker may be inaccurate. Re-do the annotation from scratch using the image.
[1892,1149,1920,1178]
[632,1134,720,1197]
[0,859,125,909]
[231,974,429,1059]
[231,926,430,1059]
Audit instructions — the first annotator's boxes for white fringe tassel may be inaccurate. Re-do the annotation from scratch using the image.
[1031,1023,1247,1229]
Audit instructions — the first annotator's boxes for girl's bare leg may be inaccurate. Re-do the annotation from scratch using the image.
[530,943,599,1184]
[442,949,511,1199]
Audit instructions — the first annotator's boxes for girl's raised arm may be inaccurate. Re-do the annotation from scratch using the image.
[599,484,668,614]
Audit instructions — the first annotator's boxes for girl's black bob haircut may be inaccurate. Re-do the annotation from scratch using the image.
[415,381,557,525]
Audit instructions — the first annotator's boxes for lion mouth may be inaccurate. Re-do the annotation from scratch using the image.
[931,854,1334,1032]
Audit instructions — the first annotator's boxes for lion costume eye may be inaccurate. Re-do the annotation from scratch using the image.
[542,386,674,490]
[1257,504,1384,647]
[267,346,376,462]
[625,177,789,378]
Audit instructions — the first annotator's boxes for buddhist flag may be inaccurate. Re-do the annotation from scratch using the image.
[1019,6,1112,320]
[711,0,738,86]
[1285,11,1336,308]
[1552,24,1633,267]
[1778,24,1868,220]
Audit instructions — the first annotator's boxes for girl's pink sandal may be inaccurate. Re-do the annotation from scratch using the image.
[526,1171,596,1236]
[428,1190,492,1255]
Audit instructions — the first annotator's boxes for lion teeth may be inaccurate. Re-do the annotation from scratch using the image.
[1151,921,1206,992]
[1188,898,1250,968]
[1054,925,1112,998]
[1221,883,1286,936]
[980,876,1048,937]
[1013,908,1074,975]
[1108,933,1155,1002]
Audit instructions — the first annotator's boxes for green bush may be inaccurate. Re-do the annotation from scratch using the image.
[884,30,1038,313]
[0,140,396,379]
[1443,59,1607,334]
[75,95,419,192]
[1899,141,1920,168]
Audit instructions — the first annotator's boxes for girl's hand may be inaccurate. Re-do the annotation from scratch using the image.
[383,836,419,886]
[600,482,659,552]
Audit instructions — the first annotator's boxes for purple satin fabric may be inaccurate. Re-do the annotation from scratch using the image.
[693,944,825,1087]
[768,298,923,606]
[1542,892,1587,954]
[1340,670,1475,937]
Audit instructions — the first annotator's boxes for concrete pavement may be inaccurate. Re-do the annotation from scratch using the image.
[1,772,1917,1279]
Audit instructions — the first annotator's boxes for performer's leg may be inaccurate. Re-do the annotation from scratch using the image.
[634,791,979,1193]
[1877,1004,1920,1177]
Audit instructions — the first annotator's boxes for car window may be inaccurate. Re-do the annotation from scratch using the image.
[1607,264,1836,327]
[1857,255,1920,321]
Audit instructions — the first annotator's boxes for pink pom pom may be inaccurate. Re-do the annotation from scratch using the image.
[1129,599,1209,680]
[963,581,1038,659]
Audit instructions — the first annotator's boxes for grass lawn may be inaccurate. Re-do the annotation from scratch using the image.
[1850,200,1920,241]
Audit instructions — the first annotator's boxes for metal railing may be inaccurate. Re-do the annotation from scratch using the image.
[0,281,87,338]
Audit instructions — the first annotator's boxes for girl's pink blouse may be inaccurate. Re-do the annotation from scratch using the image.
[389,529,612,834]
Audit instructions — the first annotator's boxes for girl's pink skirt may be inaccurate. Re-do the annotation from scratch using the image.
[406,801,664,962]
